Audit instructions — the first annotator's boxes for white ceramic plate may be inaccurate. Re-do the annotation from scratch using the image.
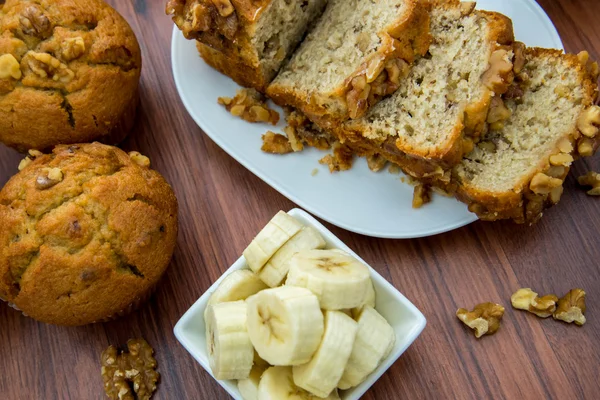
[174,208,427,399]
[170,0,563,239]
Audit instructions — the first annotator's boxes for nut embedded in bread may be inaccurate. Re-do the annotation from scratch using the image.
[169,0,328,92]
[455,48,600,223]
[267,0,431,123]
[0,0,142,152]
[336,1,515,178]
[0,143,179,326]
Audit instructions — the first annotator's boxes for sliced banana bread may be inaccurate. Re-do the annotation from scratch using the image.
[335,1,515,178]
[167,0,328,91]
[454,48,600,223]
[267,0,431,123]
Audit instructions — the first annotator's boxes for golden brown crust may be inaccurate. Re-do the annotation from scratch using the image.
[455,48,600,223]
[196,41,269,92]
[267,0,431,124]
[0,143,178,325]
[0,0,142,152]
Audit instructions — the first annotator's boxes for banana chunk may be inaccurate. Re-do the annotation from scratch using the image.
[338,306,395,390]
[246,286,324,366]
[259,226,327,287]
[293,311,358,398]
[205,301,254,380]
[286,249,371,310]
[238,354,269,400]
[351,280,376,318]
[258,366,341,400]
[205,269,268,319]
[243,211,303,273]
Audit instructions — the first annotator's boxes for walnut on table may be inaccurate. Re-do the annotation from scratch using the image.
[578,171,600,195]
[218,88,279,125]
[510,288,558,318]
[553,289,586,326]
[101,338,159,400]
[456,302,505,338]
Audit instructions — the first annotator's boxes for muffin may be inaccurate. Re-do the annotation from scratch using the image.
[0,143,178,326]
[0,0,142,152]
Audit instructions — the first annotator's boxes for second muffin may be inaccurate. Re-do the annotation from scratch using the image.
[0,0,142,151]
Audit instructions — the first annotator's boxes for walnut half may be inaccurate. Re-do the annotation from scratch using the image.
[511,288,558,318]
[553,289,586,326]
[456,302,505,338]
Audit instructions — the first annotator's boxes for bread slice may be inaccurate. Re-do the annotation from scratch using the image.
[335,1,515,178]
[267,0,431,124]
[167,0,328,91]
[453,48,600,223]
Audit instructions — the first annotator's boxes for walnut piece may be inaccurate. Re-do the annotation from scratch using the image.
[530,172,562,195]
[261,131,293,154]
[0,54,22,80]
[129,151,151,168]
[20,5,51,38]
[35,168,63,190]
[577,105,600,138]
[577,171,600,195]
[61,37,86,61]
[482,49,513,93]
[460,1,476,16]
[487,96,511,130]
[511,288,558,318]
[578,51,600,81]
[553,289,586,326]
[101,338,159,400]
[319,142,354,173]
[218,89,279,125]
[577,138,595,157]
[412,184,431,209]
[26,51,74,82]
[512,42,527,75]
[456,302,505,338]
[367,154,387,172]
[549,153,574,167]
[210,0,234,17]
[284,126,304,152]
[347,75,370,119]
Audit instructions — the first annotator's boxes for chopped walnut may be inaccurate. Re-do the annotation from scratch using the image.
[101,339,159,400]
[456,302,505,338]
[511,288,558,318]
[284,126,304,152]
[578,51,600,81]
[210,0,234,17]
[482,49,513,93]
[577,138,595,157]
[577,171,600,195]
[218,89,279,125]
[129,151,151,168]
[61,37,86,61]
[530,172,562,195]
[412,184,431,209]
[319,142,354,173]
[388,163,401,175]
[0,54,22,80]
[367,154,387,172]
[553,289,586,326]
[261,131,293,154]
[35,168,63,190]
[577,105,600,138]
[460,1,476,16]
[549,153,574,167]
[512,42,526,75]
[487,96,511,130]
[20,5,52,38]
[347,75,370,119]
[26,51,74,82]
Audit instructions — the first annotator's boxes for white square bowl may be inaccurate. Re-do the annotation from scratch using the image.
[174,208,427,399]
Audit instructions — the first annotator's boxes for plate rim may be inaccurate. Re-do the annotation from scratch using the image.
[170,0,563,239]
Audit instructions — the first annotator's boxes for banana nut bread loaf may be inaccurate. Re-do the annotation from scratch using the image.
[167,0,328,91]
[267,0,431,124]
[334,0,515,179]
[0,143,178,326]
[0,0,142,152]
[453,48,600,223]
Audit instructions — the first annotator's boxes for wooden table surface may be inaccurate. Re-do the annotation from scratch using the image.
[1,0,599,399]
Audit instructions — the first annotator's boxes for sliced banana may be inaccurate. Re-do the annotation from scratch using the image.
[286,249,371,310]
[205,301,254,380]
[338,306,395,390]
[243,211,303,273]
[293,311,358,398]
[258,366,341,400]
[350,279,376,319]
[259,226,326,287]
[238,354,269,400]
[246,286,324,366]
[205,269,268,319]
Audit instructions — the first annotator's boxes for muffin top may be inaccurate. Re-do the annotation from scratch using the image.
[0,0,142,151]
[0,143,178,326]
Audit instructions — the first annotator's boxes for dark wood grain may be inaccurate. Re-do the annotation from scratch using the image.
[1,0,599,399]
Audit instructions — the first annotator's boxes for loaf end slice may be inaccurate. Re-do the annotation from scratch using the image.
[455,48,600,223]
[267,0,431,124]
